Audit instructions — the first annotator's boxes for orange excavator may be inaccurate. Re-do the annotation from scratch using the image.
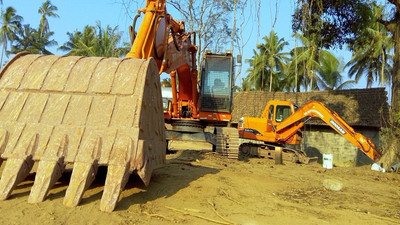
[0,0,236,212]
[127,1,236,132]
[238,100,382,163]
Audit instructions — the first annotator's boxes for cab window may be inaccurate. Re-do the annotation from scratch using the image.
[275,105,292,122]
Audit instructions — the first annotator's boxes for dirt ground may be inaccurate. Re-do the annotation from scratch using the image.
[0,141,399,225]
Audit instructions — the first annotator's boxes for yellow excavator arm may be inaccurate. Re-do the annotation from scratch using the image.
[276,101,382,161]
[126,0,196,74]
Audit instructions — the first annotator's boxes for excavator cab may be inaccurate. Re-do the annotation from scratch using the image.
[268,101,302,145]
[199,51,234,123]
[262,100,297,126]
[239,100,302,145]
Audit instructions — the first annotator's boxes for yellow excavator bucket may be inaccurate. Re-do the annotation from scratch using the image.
[0,52,166,212]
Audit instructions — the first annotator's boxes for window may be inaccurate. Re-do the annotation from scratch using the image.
[199,56,233,113]
[202,57,231,96]
[275,105,292,122]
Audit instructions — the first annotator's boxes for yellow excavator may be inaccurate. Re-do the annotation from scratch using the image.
[238,100,382,163]
[0,0,237,212]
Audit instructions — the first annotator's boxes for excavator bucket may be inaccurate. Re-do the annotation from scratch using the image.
[0,52,166,212]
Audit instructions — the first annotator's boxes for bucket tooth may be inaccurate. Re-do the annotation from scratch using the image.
[28,158,65,203]
[100,165,130,212]
[99,134,132,212]
[63,161,98,207]
[29,134,68,203]
[0,131,38,200]
[64,134,101,207]
[0,157,34,200]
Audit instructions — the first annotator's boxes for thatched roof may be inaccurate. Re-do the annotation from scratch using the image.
[232,88,389,128]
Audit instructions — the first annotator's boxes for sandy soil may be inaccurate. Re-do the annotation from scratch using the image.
[0,141,399,225]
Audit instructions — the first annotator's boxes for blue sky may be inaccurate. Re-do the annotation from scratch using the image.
[2,0,387,92]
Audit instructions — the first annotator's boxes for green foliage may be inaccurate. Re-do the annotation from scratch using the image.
[317,52,355,90]
[9,24,57,54]
[346,3,393,88]
[4,1,127,58]
[0,6,23,65]
[243,30,290,91]
[292,0,372,49]
[243,30,355,92]
[38,0,59,38]
[3,1,59,56]
[58,22,130,57]
[290,32,323,91]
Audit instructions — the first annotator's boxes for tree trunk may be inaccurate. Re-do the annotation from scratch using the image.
[0,45,4,68]
[381,49,385,87]
[378,21,400,168]
[269,70,272,92]
[0,36,5,68]
[391,29,400,127]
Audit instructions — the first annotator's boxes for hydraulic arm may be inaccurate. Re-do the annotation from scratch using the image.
[127,0,199,120]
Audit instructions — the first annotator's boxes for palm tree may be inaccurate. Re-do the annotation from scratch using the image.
[346,48,376,88]
[244,50,266,90]
[244,31,289,91]
[59,22,129,57]
[291,33,319,91]
[346,3,393,88]
[370,4,393,87]
[58,25,96,56]
[38,0,59,38]
[9,24,57,55]
[35,30,57,54]
[317,53,356,90]
[0,7,22,67]
[92,22,128,57]
[256,30,289,92]
[290,32,335,91]
[9,24,37,54]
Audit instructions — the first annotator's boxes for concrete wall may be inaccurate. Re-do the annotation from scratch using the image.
[301,125,379,167]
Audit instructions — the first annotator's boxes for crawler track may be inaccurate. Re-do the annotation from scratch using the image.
[214,127,240,159]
